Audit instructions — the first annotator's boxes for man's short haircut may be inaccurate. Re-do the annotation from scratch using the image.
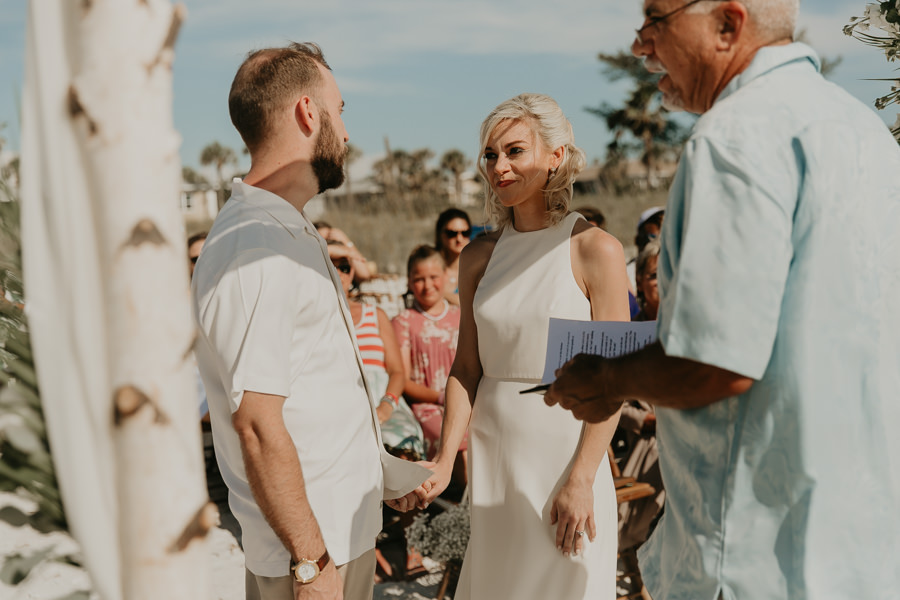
[228,42,331,153]
[690,0,799,40]
[741,0,799,39]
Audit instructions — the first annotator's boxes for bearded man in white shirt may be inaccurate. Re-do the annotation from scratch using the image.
[192,42,428,600]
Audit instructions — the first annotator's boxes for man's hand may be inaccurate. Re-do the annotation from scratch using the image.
[293,561,342,599]
[385,461,436,512]
[544,353,623,424]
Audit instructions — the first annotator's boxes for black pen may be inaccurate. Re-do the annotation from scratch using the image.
[519,383,550,395]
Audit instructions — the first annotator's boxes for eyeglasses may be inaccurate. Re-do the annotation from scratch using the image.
[443,228,471,239]
[334,262,352,274]
[635,0,723,44]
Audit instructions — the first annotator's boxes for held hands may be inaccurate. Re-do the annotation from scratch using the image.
[544,354,623,424]
[384,460,450,512]
[293,561,342,600]
[550,477,596,558]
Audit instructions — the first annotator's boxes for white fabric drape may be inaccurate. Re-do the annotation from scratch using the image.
[20,3,205,598]
[20,3,121,598]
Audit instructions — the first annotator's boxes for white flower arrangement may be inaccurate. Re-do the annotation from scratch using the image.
[845,1,900,141]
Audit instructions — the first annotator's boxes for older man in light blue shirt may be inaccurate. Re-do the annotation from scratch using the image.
[546,1,900,598]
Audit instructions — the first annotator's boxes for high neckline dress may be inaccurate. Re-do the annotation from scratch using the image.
[455,212,617,599]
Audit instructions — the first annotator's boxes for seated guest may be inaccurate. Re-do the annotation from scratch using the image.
[328,242,425,461]
[392,245,467,483]
[616,239,665,555]
[434,208,472,306]
[633,239,660,322]
[315,220,375,282]
[626,207,664,318]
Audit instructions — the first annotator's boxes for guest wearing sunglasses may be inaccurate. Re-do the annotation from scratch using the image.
[434,208,472,306]
[315,220,374,283]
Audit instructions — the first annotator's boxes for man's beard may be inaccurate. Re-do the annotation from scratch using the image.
[644,57,685,113]
[311,113,346,194]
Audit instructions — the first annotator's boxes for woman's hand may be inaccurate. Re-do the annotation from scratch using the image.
[550,476,596,557]
[387,459,453,511]
[419,459,453,507]
[376,401,393,424]
[384,461,437,512]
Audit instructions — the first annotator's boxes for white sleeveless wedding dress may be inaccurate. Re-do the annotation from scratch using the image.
[455,212,617,599]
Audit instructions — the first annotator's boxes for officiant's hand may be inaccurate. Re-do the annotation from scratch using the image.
[550,476,596,558]
[544,353,623,424]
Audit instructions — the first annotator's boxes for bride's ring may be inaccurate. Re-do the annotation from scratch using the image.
[574,530,585,536]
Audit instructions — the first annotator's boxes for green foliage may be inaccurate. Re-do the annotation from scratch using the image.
[440,149,470,205]
[586,51,690,193]
[844,3,900,142]
[371,147,450,216]
[181,166,209,187]
[200,141,238,208]
[0,152,85,590]
[405,501,470,565]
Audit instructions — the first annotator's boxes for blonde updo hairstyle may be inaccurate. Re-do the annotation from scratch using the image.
[477,93,586,230]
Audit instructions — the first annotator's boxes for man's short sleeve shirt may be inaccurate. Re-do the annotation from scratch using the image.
[192,181,383,575]
[639,44,900,599]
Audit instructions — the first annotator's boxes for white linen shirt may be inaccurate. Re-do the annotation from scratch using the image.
[638,44,900,599]
[192,180,384,576]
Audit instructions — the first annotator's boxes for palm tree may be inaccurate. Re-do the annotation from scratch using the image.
[440,149,469,205]
[200,141,237,209]
[181,166,209,188]
[587,51,690,189]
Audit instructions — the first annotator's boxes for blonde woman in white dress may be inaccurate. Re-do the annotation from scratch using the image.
[391,93,629,599]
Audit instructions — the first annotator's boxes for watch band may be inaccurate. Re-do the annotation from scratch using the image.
[314,549,330,571]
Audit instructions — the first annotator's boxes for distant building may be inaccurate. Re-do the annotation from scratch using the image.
[180,183,218,221]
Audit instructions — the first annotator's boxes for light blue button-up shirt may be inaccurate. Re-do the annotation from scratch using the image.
[638,43,900,599]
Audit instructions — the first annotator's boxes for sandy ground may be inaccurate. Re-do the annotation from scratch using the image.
[0,492,448,600]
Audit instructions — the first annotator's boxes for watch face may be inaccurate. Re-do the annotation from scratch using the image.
[295,561,318,583]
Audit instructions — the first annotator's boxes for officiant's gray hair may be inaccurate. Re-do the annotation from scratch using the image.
[687,0,799,40]
[477,93,586,230]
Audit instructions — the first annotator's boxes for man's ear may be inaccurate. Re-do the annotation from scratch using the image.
[717,1,748,49]
[295,95,317,135]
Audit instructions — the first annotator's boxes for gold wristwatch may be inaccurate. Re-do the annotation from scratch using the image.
[290,549,330,584]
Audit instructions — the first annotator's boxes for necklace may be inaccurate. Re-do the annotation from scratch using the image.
[415,299,449,321]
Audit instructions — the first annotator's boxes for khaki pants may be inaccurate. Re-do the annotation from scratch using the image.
[245,548,376,600]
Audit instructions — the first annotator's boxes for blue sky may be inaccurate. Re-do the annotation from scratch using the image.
[1,1,895,178]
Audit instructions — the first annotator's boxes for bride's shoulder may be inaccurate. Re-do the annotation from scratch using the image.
[458,230,500,284]
[570,220,625,266]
